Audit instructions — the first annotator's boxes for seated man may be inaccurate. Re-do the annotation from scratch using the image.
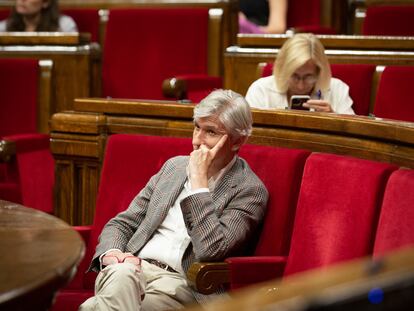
[80,89,269,310]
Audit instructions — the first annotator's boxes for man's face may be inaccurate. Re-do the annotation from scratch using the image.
[16,0,47,16]
[192,116,235,165]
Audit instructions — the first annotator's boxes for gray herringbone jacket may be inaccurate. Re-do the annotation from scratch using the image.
[91,155,268,301]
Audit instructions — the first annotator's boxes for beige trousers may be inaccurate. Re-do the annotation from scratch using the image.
[79,260,196,311]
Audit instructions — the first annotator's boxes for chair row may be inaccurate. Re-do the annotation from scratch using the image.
[259,62,414,122]
[50,133,414,310]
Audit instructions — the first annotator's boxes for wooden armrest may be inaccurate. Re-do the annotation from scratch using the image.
[187,261,230,295]
[162,77,187,100]
[0,140,16,163]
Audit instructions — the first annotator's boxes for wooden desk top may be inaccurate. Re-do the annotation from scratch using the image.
[0,200,85,310]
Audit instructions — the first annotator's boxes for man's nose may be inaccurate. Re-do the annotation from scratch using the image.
[193,130,204,144]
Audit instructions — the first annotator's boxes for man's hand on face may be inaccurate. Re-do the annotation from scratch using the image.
[189,134,228,190]
[102,250,141,268]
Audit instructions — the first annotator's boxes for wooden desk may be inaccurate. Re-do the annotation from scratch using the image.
[225,34,414,96]
[0,200,85,310]
[184,246,414,311]
[50,98,414,225]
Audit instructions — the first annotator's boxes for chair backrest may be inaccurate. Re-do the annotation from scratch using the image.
[373,66,414,122]
[363,5,414,36]
[102,8,209,100]
[259,62,376,116]
[287,0,321,29]
[85,134,192,277]
[330,64,376,116]
[239,145,310,256]
[0,58,39,137]
[284,153,398,277]
[373,169,414,257]
[62,8,100,42]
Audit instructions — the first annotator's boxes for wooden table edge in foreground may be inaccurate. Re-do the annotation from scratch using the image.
[0,200,85,310]
[184,246,414,311]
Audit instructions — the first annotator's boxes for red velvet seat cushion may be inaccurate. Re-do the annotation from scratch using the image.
[284,153,398,277]
[102,8,208,100]
[373,66,414,122]
[374,169,414,257]
[363,6,414,36]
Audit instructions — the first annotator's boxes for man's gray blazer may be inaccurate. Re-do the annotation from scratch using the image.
[91,155,268,300]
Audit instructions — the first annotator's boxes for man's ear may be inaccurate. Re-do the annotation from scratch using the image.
[231,136,247,152]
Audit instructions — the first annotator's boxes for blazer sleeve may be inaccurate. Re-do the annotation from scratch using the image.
[180,166,268,261]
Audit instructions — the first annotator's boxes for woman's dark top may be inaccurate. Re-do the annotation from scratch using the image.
[240,0,269,26]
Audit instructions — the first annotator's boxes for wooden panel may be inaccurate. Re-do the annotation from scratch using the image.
[50,98,414,225]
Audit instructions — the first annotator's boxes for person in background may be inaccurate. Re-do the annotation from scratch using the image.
[79,89,268,310]
[0,0,77,32]
[239,0,287,34]
[246,33,355,114]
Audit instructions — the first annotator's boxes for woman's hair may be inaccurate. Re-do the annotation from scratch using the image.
[6,0,60,31]
[193,89,252,140]
[273,33,331,93]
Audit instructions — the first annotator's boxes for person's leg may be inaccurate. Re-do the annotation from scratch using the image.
[140,260,196,311]
[79,263,145,311]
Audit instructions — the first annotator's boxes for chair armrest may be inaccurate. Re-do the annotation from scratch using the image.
[73,225,93,246]
[0,133,50,162]
[187,261,230,295]
[162,74,222,101]
[225,256,287,290]
[0,140,16,162]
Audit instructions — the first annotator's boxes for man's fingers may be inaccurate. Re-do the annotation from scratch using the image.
[210,134,228,157]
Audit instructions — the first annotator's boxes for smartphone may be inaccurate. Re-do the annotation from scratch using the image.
[289,95,310,110]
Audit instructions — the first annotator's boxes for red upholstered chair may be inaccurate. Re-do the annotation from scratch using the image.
[330,64,375,116]
[102,8,220,103]
[0,58,54,214]
[373,66,414,122]
[287,0,336,34]
[224,145,311,290]
[259,62,375,115]
[363,5,414,36]
[373,169,414,257]
[62,8,100,42]
[51,134,193,310]
[226,153,397,290]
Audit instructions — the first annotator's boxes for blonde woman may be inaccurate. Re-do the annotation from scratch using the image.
[246,33,354,114]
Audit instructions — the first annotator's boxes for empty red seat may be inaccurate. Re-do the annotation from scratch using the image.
[284,153,397,276]
[363,5,414,36]
[288,0,336,34]
[373,169,414,257]
[373,66,414,122]
[102,8,209,101]
[0,58,54,214]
